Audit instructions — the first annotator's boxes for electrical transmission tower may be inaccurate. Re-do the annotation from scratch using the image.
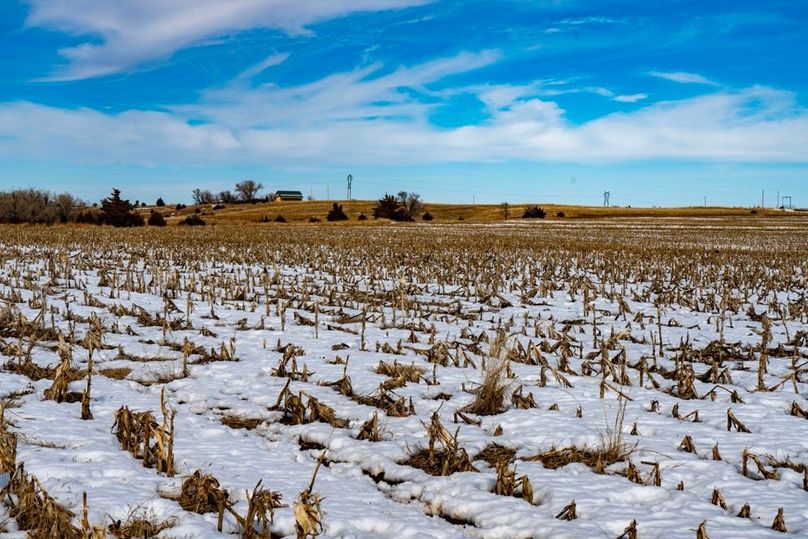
[603,191,611,207]
[346,174,353,200]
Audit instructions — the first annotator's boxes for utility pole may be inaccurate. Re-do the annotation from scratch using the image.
[603,191,611,207]
[346,174,353,200]
[704,195,707,207]
[761,189,765,208]
[327,186,330,200]
[776,190,780,208]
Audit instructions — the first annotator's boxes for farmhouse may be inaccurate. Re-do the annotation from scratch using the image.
[273,190,304,202]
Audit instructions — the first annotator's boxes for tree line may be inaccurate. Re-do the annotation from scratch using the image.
[0,189,81,224]
[1,184,553,227]
[192,180,264,205]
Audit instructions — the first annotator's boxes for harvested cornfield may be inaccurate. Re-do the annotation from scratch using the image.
[0,218,806,537]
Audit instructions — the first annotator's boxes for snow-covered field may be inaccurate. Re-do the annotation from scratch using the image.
[0,220,806,538]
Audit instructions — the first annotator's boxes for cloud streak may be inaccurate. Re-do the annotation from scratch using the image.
[25,0,432,79]
[649,71,720,86]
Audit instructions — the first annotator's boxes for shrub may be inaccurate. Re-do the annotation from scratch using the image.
[556,211,566,218]
[458,215,464,221]
[522,206,546,219]
[308,217,321,223]
[74,211,102,225]
[372,194,402,220]
[175,204,186,211]
[147,211,167,227]
[326,203,349,222]
[155,197,165,207]
[422,211,434,221]
[179,214,206,226]
[274,215,287,223]
[371,192,423,221]
[357,213,368,221]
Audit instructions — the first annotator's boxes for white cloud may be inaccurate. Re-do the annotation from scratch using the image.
[24,0,432,79]
[0,101,241,166]
[234,53,290,82]
[0,53,806,166]
[559,16,620,25]
[614,93,647,103]
[649,71,719,86]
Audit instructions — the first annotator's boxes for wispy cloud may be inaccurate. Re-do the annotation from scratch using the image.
[559,16,622,26]
[1,53,805,167]
[233,53,290,83]
[648,70,719,86]
[614,93,647,103]
[25,0,432,80]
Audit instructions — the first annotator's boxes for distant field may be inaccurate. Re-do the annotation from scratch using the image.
[149,199,803,225]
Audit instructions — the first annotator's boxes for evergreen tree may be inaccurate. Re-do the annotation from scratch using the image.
[101,189,144,227]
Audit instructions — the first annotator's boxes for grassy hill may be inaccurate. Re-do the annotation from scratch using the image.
[147,199,801,225]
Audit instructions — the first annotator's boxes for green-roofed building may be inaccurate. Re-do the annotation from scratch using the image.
[273,190,304,202]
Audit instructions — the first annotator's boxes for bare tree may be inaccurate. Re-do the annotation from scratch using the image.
[0,189,81,224]
[218,190,237,204]
[192,189,215,205]
[55,193,80,223]
[500,202,510,219]
[235,180,264,202]
[396,191,424,220]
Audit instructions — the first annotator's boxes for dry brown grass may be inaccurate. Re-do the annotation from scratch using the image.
[99,367,132,380]
[220,415,263,430]
[403,413,478,476]
[374,360,425,383]
[107,504,176,539]
[177,470,228,514]
[6,465,83,539]
[475,443,517,468]
[527,444,632,474]
[461,358,509,416]
[528,397,634,474]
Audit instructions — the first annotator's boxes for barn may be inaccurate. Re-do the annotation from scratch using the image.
[273,190,304,202]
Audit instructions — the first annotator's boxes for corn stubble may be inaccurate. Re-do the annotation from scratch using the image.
[0,217,806,536]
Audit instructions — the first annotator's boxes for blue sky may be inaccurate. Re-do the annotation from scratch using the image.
[1,0,807,206]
